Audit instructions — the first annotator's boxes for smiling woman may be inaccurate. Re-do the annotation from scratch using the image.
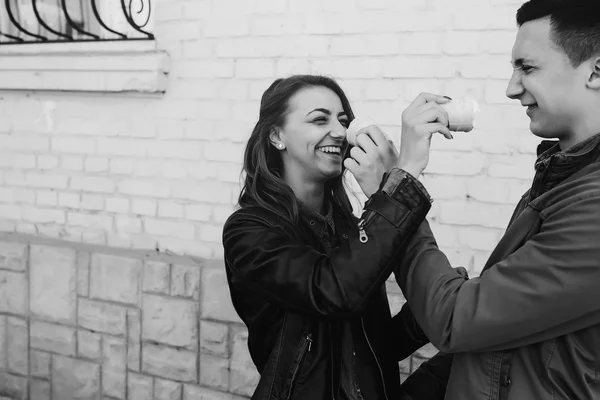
[268,85,350,213]
[237,75,356,224]
[222,75,454,400]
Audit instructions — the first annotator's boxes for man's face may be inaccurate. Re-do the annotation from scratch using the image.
[506,18,588,141]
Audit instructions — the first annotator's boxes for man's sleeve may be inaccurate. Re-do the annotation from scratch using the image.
[395,193,600,353]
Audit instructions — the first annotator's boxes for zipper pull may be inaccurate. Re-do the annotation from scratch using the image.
[358,219,368,243]
[307,336,313,352]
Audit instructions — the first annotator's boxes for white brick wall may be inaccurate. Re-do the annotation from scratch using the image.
[0,0,533,272]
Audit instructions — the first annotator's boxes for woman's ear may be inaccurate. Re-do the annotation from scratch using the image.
[269,128,286,150]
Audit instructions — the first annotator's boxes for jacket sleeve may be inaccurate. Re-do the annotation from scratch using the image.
[395,193,600,353]
[388,303,429,361]
[388,268,469,361]
[223,169,431,318]
[400,351,454,400]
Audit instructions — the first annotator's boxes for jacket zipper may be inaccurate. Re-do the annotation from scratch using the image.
[357,209,376,243]
[358,219,368,243]
[286,334,313,400]
[361,317,389,400]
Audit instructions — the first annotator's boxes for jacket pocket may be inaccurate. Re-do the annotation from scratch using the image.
[285,333,313,400]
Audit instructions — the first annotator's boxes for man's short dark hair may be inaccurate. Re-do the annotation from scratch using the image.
[516,0,600,67]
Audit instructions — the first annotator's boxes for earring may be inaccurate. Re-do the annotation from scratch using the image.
[278,143,285,149]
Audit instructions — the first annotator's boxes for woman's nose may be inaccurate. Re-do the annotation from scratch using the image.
[330,122,347,139]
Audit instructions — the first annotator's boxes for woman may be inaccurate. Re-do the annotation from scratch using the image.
[222,75,452,400]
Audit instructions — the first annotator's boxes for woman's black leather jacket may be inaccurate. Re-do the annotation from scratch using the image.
[223,170,450,400]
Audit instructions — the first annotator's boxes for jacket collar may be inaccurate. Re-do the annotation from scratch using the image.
[298,198,336,234]
[536,131,600,160]
[530,132,600,199]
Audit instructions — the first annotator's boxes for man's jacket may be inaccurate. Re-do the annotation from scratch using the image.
[399,133,600,400]
[223,171,450,400]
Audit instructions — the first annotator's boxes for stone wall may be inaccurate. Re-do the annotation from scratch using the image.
[0,233,437,400]
[0,234,258,400]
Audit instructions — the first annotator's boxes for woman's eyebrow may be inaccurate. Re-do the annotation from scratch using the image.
[306,109,347,117]
[306,108,331,116]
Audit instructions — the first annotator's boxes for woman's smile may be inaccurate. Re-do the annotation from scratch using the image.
[316,145,343,158]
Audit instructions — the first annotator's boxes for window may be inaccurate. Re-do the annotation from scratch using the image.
[0,0,167,94]
[0,0,154,44]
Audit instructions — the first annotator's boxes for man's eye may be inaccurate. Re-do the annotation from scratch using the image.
[521,65,534,74]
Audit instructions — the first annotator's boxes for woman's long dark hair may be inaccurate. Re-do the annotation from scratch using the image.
[238,75,356,225]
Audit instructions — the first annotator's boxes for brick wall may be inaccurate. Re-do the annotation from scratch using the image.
[0,0,536,398]
[0,0,535,268]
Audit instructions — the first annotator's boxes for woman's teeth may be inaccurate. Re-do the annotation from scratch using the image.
[318,146,341,154]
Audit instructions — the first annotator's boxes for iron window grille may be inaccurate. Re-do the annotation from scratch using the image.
[0,0,153,45]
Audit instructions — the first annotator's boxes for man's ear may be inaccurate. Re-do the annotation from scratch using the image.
[586,56,600,90]
[269,128,285,150]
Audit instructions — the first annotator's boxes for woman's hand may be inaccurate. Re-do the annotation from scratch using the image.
[344,124,398,197]
[398,93,453,179]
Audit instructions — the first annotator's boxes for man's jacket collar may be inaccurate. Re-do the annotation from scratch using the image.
[530,132,600,199]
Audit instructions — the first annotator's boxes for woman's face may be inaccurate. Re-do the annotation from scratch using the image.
[273,86,350,185]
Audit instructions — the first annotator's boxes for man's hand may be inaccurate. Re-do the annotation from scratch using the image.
[398,92,453,179]
[344,124,398,197]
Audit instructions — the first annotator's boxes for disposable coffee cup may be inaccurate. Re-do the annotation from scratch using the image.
[346,96,479,145]
[346,117,390,146]
[440,97,480,132]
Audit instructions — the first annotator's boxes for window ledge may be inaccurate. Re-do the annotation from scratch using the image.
[0,40,170,94]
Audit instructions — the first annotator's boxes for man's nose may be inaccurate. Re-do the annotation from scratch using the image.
[506,70,524,100]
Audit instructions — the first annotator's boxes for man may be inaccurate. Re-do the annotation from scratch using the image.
[392,0,600,399]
